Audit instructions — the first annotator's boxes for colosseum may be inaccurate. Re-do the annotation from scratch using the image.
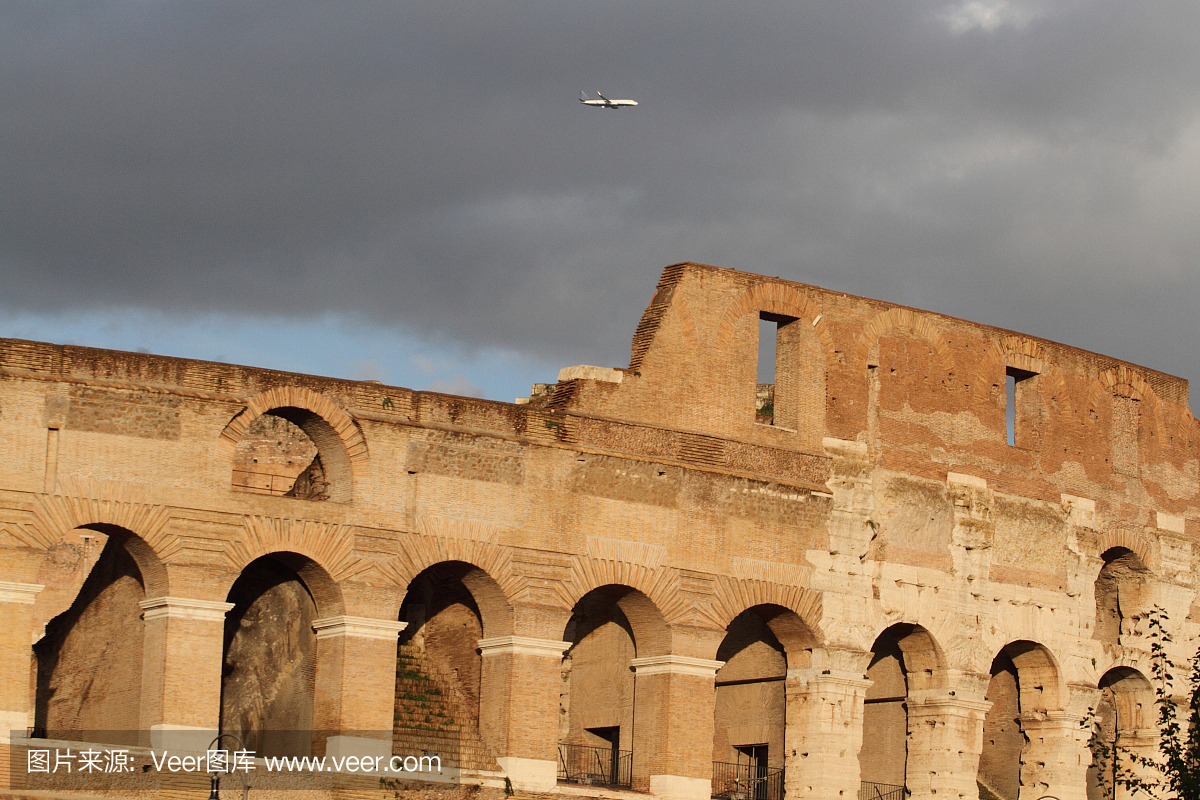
[1,262,1196,800]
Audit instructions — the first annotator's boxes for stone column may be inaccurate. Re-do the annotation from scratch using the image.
[629,655,724,800]
[1018,712,1091,800]
[477,636,571,792]
[311,615,407,760]
[1115,729,1159,800]
[905,689,992,800]
[785,666,872,800]
[0,582,43,740]
[139,596,234,752]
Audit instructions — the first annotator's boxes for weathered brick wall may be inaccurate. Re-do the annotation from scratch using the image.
[3,262,1200,800]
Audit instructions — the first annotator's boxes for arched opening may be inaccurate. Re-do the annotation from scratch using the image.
[394,562,501,773]
[711,607,806,800]
[231,408,352,502]
[559,585,671,790]
[559,587,639,789]
[979,641,1061,800]
[1094,548,1150,647]
[859,624,944,798]
[1087,668,1155,800]
[34,529,146,744]
[220,554,319,758]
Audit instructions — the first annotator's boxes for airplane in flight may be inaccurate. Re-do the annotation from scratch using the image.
[580,91,638,109]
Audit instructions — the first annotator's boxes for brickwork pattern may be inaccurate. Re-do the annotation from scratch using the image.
[4,262,1200,800]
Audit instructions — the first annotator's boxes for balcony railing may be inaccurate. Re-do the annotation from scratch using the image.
[558,743,633,789]
[859,782,906,800]
[711,761,784,800]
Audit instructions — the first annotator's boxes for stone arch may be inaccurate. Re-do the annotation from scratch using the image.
[1094,545,1151,647]
[221,551,331,757]
[710,606,797,788]
[561,551,684,642]
[972,336,1074,416]
[1002,640,1064,711]
[568,584,672,658]
[382,518,524,619]
[854,307,955,376]
[219,386,368,503]
[24,478,171,595]
[1096,529,1154,570]
[709,577,823,649]
[1097,666,1153,731]
[226,549,343,621]
[1090,366,1155,407]
[392,560,515,772]
[860,623,948,791]
[979,641,1066,800]
[560,584,667,783]
[715,282,836,359]
[1088,667,1157,800]
[399,559,514,639]
[227,517,358,613]
[1087,366,1168,464]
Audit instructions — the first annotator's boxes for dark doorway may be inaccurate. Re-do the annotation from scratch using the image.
[588,726,622,785]
[737,745,769,800]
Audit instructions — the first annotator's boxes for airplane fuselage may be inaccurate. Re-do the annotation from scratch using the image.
[580,92,638,109]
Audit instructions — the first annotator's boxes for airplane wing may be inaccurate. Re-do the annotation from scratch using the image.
[579,91,638,108]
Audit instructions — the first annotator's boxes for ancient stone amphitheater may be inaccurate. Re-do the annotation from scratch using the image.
[1,263,1195,800]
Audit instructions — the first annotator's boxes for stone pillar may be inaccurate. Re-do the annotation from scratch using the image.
[629,655,724,800]
[785,665,872,800]
[0,582,43,740]
[1018,712,1091,800]
[1115,729,1159,800]
[311,615,407,760]
[477,636,571,792]
[138,596,233,752]
[905,690,992,800]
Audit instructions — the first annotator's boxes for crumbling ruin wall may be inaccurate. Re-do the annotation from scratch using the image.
[221,558,317,758]
[33,536,144,743]
[3,262,1200,800]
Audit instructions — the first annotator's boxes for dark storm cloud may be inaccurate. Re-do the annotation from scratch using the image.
[4,0,1200,388]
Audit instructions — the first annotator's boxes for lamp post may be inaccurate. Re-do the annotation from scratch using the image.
[207,733,249,800]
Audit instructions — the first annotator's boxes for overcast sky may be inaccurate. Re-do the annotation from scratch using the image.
[4,0,1200,406]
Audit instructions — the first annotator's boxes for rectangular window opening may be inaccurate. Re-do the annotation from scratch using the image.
[1005,367,1037,447]
[757,316,778,424]
[1005,374,1016,446]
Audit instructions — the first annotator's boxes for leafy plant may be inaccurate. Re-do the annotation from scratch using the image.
[1085,606,1200,800]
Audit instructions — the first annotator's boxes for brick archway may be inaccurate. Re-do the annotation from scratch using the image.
[715,281,836,360]
[218,386,368,503]
[854,307,956,377]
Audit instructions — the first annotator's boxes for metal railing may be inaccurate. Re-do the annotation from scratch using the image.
[558,743,633,789]
[711,761,784,800]
[859,782,906,800]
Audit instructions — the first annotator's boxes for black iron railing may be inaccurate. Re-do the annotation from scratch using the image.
[558,743,633,789]
[711,761,784,800]
[859,782,906,800]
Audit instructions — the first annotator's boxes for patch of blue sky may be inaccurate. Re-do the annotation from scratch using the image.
[0,310,559,405]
